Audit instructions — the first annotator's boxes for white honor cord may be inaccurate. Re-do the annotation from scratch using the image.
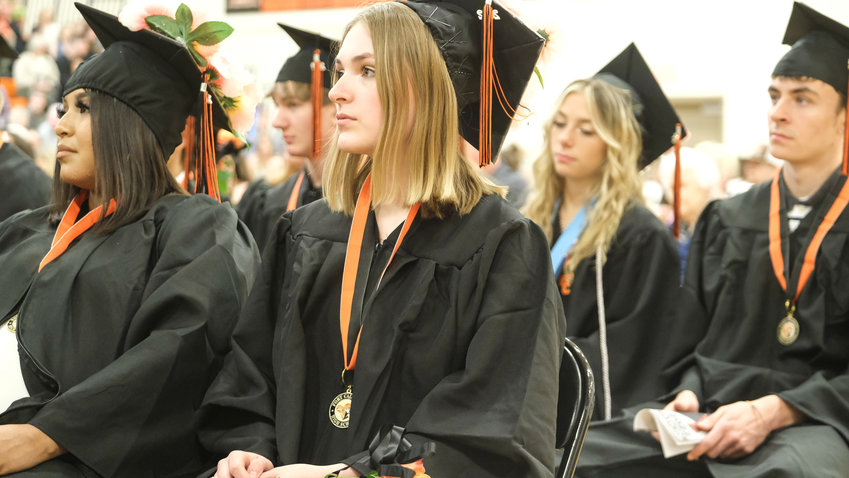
[595,246,612,421]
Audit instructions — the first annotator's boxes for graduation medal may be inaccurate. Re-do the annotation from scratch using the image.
[767,172,849,346]
[329,386,353,429]
[777,301,799,346]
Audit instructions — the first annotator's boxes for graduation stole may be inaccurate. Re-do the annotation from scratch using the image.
[551,198,594,295]
[768,170,849,345]
[285,170,306,212]
[39,191,117,272]
[331,174,420,429]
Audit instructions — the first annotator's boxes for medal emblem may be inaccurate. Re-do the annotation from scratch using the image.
[329,388,352,429]
[777,313,799,345]
[6,315,16,334]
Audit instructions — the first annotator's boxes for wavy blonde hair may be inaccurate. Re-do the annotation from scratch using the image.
[523,78,643,273]
[323,2,501,218]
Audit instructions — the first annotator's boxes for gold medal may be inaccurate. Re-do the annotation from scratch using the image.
[329,386,352,429]
[777,313,799,345]
[777,301,800,347]
[6,315,17,334]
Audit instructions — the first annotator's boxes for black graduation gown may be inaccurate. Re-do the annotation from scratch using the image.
[200,194,566,477]
[235,168,322,252]
[672,172,849,440]
[0,142,51,222]
[0,194,260,477]
[559,204,681,415]
[576,173,849,478]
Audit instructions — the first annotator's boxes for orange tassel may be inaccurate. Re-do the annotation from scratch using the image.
[312,49,323,160]
[182,116,195,190]
[478,0,494,167]
[197,77,221,201]
[842,60,848,176]
[672,123,683,240]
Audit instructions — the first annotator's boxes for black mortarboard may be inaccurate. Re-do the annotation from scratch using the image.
[276,23,336,89]
[772,2,849,97]
[0,34,16,59]
[594,43,685,169]
[400,0,544,165]
[64,2,228,158]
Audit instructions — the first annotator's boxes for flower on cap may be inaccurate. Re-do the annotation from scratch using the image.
[207,49,260,135]
[118,0,258,138]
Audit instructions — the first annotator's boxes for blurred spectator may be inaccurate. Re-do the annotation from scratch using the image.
[56,22,96,101]
[0,0,18,75]
[12,33,59,97]
[722,144,783,197]
[487,143,530,208]
[741,143,782,184]
[31,8,60,58]
[659,146,721,275]
[694,140,737,198]
[26,89,47,128]
[0,81,51,221]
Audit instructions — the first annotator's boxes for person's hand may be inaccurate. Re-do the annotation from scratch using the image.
[258,463,357,478]
[652,390,700,441]
[664,389,699,413]
[687,395,804,461]
[0,424,65,474]
[214,450,273,478]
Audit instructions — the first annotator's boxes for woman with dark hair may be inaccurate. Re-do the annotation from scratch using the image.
[0,3,259,476]
[201,2,564,478]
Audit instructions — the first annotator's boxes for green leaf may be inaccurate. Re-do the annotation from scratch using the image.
[534,65,544,89]
[189,46,207,67]
[176,3,193,31]
[206,67,220,83]
[188,21,234,46]
[145,15,181,39]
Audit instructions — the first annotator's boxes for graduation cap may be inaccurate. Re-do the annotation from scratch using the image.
[594,43,685,169]
[276,23,337,159]
[399,0,545,166]
[772,2,849,175]
[594,43,686,238]
[276,23,336,89]
[64,2,234,200]
[772,2,849,97]
[0,34,16,59]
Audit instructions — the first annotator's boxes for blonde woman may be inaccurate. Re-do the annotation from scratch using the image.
[524,44,682,420]
[201,2,564,478]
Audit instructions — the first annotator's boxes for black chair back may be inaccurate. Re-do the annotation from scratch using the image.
[555,337,595,478]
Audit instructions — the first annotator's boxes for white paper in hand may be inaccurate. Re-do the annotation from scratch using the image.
[633,409,706,458]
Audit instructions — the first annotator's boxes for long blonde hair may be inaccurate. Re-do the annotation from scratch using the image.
[323,2,500,218]
[523,78,643,273]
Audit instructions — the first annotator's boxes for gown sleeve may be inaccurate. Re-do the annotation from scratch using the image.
[663,200,730,401]
[26,199,260,477]
[236,179,273,250]
[401,219,566,478]
[198,213,292,463]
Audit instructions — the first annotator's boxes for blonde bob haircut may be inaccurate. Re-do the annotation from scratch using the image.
[323,1,501,218]
[523,78,644,274]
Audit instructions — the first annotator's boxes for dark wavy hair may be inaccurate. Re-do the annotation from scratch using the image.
[49,89,186,234]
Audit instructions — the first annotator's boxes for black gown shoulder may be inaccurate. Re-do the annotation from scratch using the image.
[0,193,260,477]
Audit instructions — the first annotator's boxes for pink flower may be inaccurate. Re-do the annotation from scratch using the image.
[227,81,260,135]
[208,50,252,98]
[118,1,177,32]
